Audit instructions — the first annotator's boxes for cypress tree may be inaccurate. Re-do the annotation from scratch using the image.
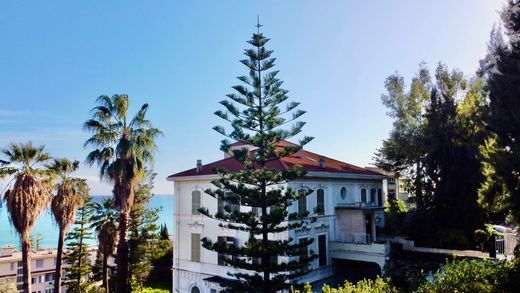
[199,22,316,292]
[486,0,520,224]
[63,196,94,293]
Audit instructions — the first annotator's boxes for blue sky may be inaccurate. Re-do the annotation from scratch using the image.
[0,1,504,195]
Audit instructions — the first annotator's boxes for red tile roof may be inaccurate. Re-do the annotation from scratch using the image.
[168,141,384,178]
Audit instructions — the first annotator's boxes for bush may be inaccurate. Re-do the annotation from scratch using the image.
[384,198,408,236]
[291,277,398,293]
[417,259,511,293]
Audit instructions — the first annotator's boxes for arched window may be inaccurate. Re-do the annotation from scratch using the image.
[377,188,383,206]
[316,189,325,215]
[361,188,367,203]
[340,187,347,200]
[298,189,307,216]
[192,190,201,215]
[191,286,201,293]
[370,188,376,203]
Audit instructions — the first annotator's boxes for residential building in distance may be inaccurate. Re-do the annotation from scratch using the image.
[365,167,412,208]
[0,245,58,293]
[0,245,111,293]
[168,141,390,293]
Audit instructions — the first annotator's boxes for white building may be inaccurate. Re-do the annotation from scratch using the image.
[168,141,390,293]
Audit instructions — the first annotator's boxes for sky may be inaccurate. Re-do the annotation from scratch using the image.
[0,0,505,195]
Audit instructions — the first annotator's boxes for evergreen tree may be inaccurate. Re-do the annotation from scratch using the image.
[374,64,431,208]
[485,0,520,224]
[199,22,316,292]
[128,171,161,288]
[64,196,94,293]
[159,224,169,240]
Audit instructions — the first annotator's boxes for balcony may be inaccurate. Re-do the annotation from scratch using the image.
[335,201,384,211]
[335,231,372,244]
[330,239,389,271]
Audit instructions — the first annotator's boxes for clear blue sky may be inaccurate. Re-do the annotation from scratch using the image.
[0,1,504,195]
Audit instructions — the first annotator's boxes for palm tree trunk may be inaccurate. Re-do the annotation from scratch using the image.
[21,233,32,293]
[117,211,129,293]
[54,229,65,293]
[103,244,109,293]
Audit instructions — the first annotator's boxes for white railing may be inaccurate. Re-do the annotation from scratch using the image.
[335,231,371,244]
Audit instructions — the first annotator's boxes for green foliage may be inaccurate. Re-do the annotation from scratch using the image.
[484,0,520,224]
[376,63,487,249]
[383,198,408,236]
[200,23,316,292]
[63,196,95,293]
[290,278,398,293]
[129,171,163,286]
[417,259,511,293]
[159,224,169,240]
[84,94,162,293]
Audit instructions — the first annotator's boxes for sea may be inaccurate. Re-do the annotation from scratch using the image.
[0,194,174,249]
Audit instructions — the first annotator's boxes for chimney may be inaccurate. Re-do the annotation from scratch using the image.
[196,160,202,173]
[319,156,326,168]
[0,246,15,257]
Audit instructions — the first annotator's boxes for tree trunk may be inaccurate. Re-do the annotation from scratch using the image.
[54,229,65,293]
[21,233,32,293]
[117,211,129,293]
[102,245,109,293]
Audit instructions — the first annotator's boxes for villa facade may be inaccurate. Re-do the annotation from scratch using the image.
[168,141,390,293]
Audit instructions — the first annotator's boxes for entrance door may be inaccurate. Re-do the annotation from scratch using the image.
[365,214,373,243]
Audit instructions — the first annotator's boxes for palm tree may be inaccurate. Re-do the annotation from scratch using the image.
[83,94,162,292]
[1,142,52,293]
[46,158,87,293]
[91,199,118,293]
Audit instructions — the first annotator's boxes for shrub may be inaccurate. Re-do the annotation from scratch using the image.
[291,277,398,293]
[417,259,510,293]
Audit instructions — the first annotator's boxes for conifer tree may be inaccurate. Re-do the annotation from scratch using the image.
[199,22,316,292]
[64,196,94,293]
[128,171,161,288]
[486,0,520,224]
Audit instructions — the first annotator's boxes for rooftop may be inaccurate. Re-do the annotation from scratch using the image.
[168,140,386,179]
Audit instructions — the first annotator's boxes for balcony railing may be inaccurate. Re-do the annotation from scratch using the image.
[336,201,383,209]
[335,231,372,244]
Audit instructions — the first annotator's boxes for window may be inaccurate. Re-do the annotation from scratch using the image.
[340,187,347,199]
[17,276,23,283]
[361,189,367,203]
[299,237,308,261]
[36,259,44,268]
[31,277,35,284]
[370,189,376,203]
[45,289,54,293]
[18,261,22,267]
[191,286,201,293]
[10,262,14,271]
[45,273,53,282]
[218,236,236,266]
[377,189,383,206]
[210,290,217,293]
[298,189,307,216]
[252,206,260,216]
[192,190,201,215]
[17,268,23,275]
[218,193,239,214]
[316,189,325,215]
[191,234,201,262]
[318,234,327,267]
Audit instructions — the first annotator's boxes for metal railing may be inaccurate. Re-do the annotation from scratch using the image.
[335,231,372,244]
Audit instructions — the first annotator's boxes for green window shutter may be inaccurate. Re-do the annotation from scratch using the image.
[191,233,201,262]
[218,194,224,214]
[361,189,367,203]
[298,189,307,216]
[317,189,325,215]
[192,190,201,215]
